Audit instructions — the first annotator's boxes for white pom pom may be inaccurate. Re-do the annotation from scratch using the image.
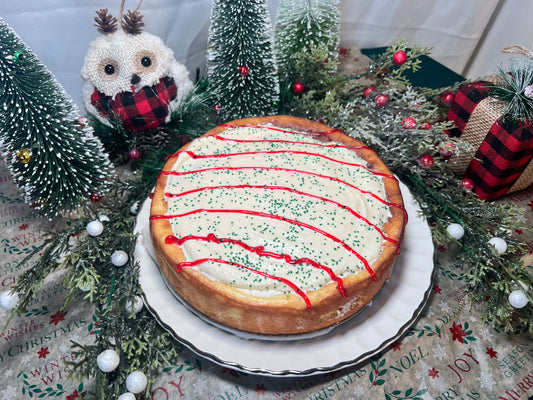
[126,296,144,316]
[86,220,104,237]
[111,250,129,267]
[509,290,529,309]
[0,291,19,309]
[446,223,464,240]
[488,237,507,255]
[98,215,110,222]
[118,393,136,400]
[96,349,120,373]
[126,371,148,394]
[524,84,533,99]
[130,201,140,215]
[78,281,92,292]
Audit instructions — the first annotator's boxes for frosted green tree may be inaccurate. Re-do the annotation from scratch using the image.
[207,0,278,121]
[0,18,113,217]
[275,0,340,88]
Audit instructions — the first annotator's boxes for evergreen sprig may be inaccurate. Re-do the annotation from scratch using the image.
[489,57,533,124]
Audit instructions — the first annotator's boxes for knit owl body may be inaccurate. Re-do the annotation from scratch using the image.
[81,12,192,133]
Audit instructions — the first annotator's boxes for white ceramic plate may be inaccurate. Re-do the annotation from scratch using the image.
[134,183,434,376]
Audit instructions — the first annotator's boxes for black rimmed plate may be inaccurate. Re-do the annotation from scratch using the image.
[134,183,435,376]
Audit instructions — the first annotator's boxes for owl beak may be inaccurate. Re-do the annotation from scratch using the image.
[131,74,142,93]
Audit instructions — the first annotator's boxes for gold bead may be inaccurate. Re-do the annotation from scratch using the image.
[17,148,32,164]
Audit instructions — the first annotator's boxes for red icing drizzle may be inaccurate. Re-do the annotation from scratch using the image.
[165,233,347,300]
[218,123,342,138]
[173,257,312,309]
[151,208,376,280]
[155,125,407,308]
[159,166,406,220]
[171,149,397,182]
[211,134,373,153]
[163,184,399,248]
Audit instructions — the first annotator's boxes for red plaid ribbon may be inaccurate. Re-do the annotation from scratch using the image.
[91,76,178,132]
[447,82,533,200]
[447,81,489,136]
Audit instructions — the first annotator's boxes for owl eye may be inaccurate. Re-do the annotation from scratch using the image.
[141,57,152,67]
[104,64,116,75]
[135,51,157,72]
[98,58,119,80]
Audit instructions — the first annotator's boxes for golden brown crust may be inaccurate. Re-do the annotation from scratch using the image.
[150,115,405,335]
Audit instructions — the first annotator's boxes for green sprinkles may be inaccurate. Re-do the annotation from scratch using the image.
[166,126,389,294]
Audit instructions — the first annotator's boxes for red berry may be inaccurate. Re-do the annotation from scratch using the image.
[89,193,102,202]
[238,65,249,77]
[401,117,417,129]
[374,94,389,107]
[363,86,376,98]
[376,67,389,79]
[441,91,455,104]
[393,50,407,65]
[462,178,474,190]
[420,122,432,130]
[292,81,305,95]
[129,148,141,161]
[419,154,434,168]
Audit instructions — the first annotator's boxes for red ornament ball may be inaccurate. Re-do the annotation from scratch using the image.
[462,178,474,191]
[238,65,250,77]
[292,81,305,95]
[393,50,407,65]
[441,91,455,104]
[363,86,377,98]
[90,193,102,203]
[401,117,417,129]
[374,94,389,107]
[418,154,434,168]
[419,122,432,130]
[129,148,141,161]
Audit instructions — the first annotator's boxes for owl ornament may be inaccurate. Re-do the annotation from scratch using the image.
[81,1,193,134]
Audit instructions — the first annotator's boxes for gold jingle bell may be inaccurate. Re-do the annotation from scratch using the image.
[17,148,32,164]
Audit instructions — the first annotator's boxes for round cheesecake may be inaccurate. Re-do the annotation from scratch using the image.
[150,115,406,335]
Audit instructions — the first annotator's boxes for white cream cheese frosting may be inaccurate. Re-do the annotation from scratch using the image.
[161,124,392,298]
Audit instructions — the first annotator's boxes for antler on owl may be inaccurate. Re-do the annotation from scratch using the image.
[81,0,193,133]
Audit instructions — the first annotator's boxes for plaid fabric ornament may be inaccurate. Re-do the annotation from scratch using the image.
[447,81,533,200]
[91,77,178,132]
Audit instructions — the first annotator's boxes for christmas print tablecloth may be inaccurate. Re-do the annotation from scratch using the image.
[0,162,533,400]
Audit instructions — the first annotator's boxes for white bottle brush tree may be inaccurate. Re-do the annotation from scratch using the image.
[0,18,113,217]
[206,0,279,121]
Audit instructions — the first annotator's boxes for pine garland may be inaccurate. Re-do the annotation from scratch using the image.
[284,42,533,332]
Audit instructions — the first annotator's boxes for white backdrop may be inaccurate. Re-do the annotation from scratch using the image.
[1,0,532,108]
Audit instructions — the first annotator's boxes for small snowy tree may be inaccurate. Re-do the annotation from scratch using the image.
[206,0,279,121]
[275,0,340,83]
[0,18,113,216]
